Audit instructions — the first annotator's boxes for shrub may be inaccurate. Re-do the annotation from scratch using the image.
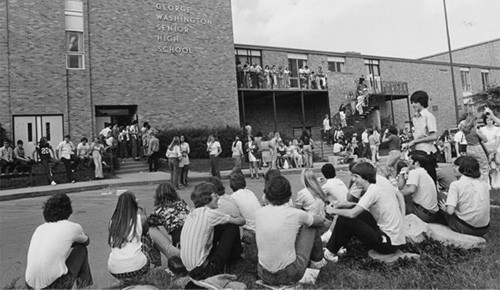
[156,126,245,159]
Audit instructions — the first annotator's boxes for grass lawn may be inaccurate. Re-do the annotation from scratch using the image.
[105,208,500,289]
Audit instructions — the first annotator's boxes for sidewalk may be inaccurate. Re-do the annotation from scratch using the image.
[0,161,352,202]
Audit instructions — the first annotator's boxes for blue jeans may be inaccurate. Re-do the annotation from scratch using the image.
[168,158,179,187]
[210,155,220,178]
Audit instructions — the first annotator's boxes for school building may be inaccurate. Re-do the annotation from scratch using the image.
[1,0,499,154]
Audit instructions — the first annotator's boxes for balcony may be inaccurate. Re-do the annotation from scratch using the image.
[236,72,328,91]
[376,81,409,95]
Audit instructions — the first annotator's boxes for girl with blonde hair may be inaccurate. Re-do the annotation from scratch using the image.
[295,169,329,269]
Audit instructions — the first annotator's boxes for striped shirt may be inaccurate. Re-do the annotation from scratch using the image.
[180,207,230,271]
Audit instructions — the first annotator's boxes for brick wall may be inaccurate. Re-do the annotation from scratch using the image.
[87,0,238,133]
[421,40,500,67]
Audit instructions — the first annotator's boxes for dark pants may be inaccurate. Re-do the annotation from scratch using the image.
[424,153,437,183]
[362,143,371,159]
[443,213,489,237]
[120,141,129,158]
[188,224,242,280]
[0,159,15,173]
[40,158,59,184]
[148,151,160,172]
[406,201,437,223]
[27,244,93,289]
[326,211,398,255]
[14,159,35,173]
[131,135,139,159]
[61,155,78,182]
[325,129,331,145]
[210,155,220,178]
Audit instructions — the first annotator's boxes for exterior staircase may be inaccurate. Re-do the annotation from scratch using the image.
[115,158,151,175]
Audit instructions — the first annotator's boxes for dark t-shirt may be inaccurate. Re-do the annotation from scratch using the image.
[385,135,401,151]
[37,143,52,160]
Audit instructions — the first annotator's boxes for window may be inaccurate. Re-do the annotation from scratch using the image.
[481,69,490,90]
[287,53,308,88]
[460,68,471,92]
[65,0,84,69]
[327,56,345,72]
[235,49,262,67]
[364,59,381,91]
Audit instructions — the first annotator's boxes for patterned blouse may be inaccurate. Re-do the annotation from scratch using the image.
[148,199,190,234]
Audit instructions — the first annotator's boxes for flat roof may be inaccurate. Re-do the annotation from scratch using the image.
[234,40,500,70]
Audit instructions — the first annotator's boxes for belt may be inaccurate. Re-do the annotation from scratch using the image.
[455,215,490,230]
[413,202,436,216]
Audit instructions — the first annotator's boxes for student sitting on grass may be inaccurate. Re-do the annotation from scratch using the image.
[255,176,324,285]
[148,182,188,257]
[321,163,348,203]
[295,169,329,269]
[108,191,155,282]
[229,172,261,232]
[180,182,245,280]
[438,156,490,236]
[397,150,439,223]
[25,193,93,289]
[324,162,405,262]
[205,176,240,217]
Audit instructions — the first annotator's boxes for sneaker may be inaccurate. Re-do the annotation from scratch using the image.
[321,230,332,244]
[323,248,339,262]
[71,180,76,183]
[337,247,347,256]
[51,181,57,186]
[310,258,327,269]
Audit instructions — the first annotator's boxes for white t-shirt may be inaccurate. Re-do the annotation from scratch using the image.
[108,214,147,274]
[350,175,395,199]
[255,205,313,273]
[77,142,90,157]
[209,141,221,156]
[454,130,467,145]
[99,127,111,138]
[357,184,405,246]
[333,143,343,154]
[323,118,331,131]
[296,188,325,219]
[26,220,88,289]
[446,176,490,227]
[56,141,75,159]
[231,188,262,231]
[479,125,500,152]
[322,177,348,202]
[406,167,438,212]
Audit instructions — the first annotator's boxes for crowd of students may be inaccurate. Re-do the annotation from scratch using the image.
[19,90,493,288]
[236,62,328,90]
[24,148,491,289]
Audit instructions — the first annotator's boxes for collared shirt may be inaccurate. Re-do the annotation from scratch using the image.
[0,146,13,161]
[412,108,437,153]
[407,167,438,212]
[362,132,369,143]
[446,176,490,227]
[180,207,230,271]
[56,141,75,159]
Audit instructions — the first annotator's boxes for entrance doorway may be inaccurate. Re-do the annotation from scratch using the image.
[13,115,64,156]
[95,105,138,133]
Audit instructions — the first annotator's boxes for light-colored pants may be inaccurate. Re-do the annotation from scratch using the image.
[467,144,490,184]
[92,151,103,178]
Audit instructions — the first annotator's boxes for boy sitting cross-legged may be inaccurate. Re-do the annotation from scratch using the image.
[255,175,324,285]
[180,182,245,281]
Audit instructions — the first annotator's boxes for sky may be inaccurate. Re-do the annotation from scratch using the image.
[231,0,500,59]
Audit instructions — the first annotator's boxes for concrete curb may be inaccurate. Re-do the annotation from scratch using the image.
[0,163,351,202]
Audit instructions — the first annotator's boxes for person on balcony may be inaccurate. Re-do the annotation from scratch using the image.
[317,66,327,89]
[277,66,284,88]
[283,67,291,88]
[264,65,271,89]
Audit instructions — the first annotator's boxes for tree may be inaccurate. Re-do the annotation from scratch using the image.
[471,85,500,112]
